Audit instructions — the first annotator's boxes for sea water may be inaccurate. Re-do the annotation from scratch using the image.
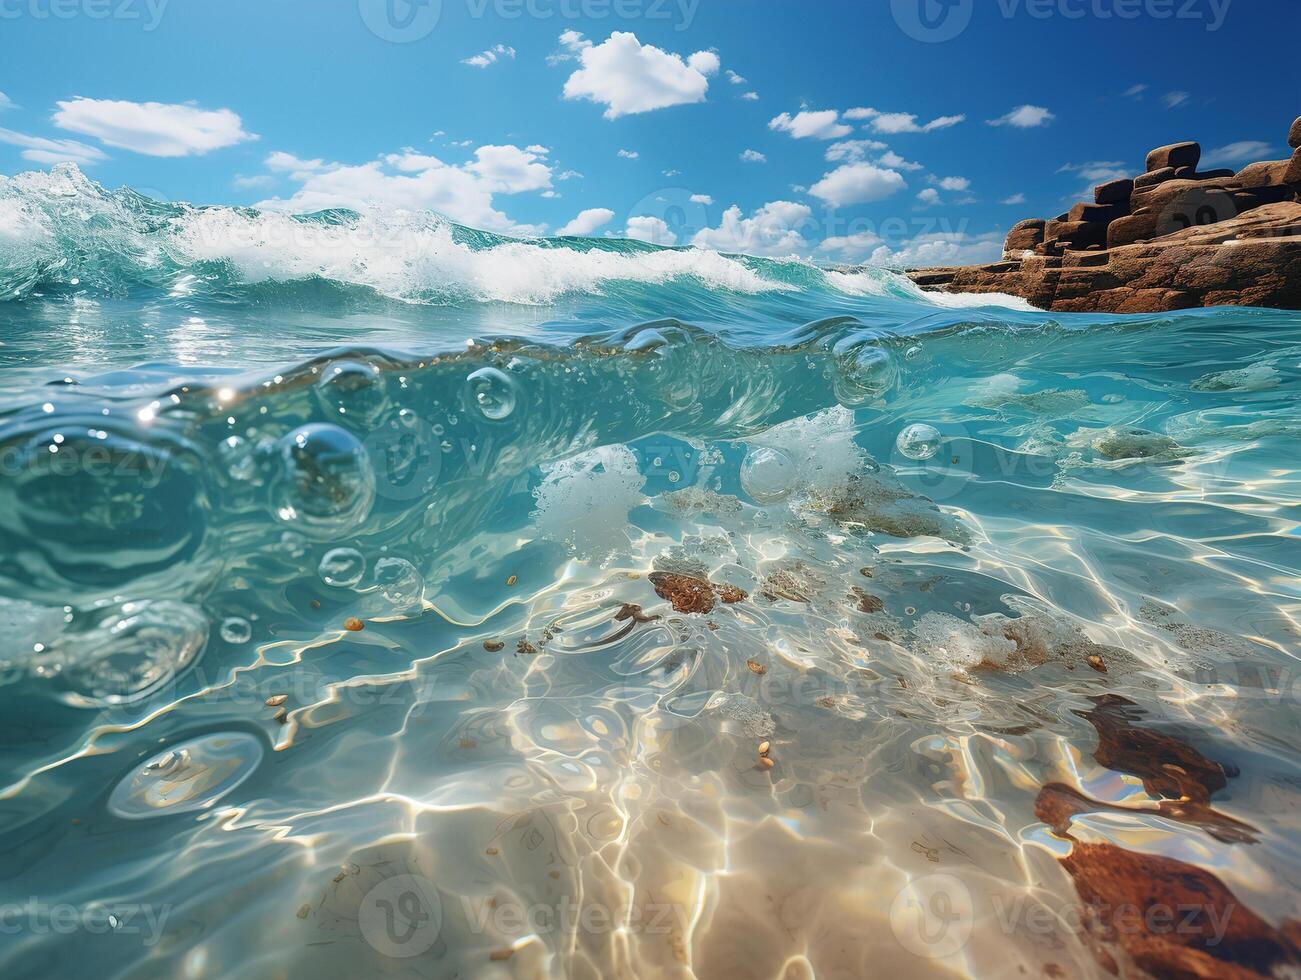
[0,165,1298,978]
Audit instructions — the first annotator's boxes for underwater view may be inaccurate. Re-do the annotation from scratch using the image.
[1,164,1298,978]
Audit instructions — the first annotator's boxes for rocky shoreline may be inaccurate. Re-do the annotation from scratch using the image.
[905,116,1301,313]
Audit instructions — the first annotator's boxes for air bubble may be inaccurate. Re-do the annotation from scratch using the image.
[465,367,519,421]
[319,547,366,588]
[740,447,798,503]
[373,557,424,610]
[108,732,264,820]
[273,424,375,538]
[896,423,943,461]
[314,360,389,426]
[219,617,252,644]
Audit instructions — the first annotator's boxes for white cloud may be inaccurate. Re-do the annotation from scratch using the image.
[1163,91,1190,109]
[987,105,1055,128]
[725,69,746,85]
[769,109,851,140]
[691,200,812,257]
[932,176,970,192]
[626,215,676,245]
[561,31,718,119]
[866,232,1004,268]
[463,44,516,68]
[1203,141,1273,166]
[739,149,766,163]
[808,162,907,207]
[847,108,964,134]
[816,230,885,262]
[617,148,639,159]
[0,127,108,166]
[879,150,923,172]
[1001,193,1027,205]
[233,174,276,189]
[825,139,887,162]
[690,193,713,204]
[556,169,583,181]
[557,207,615,236]
[255,143,554,236]
[1123,84,1148,99]
[465,144,552,192]
[52,98,255,157]
[1057,160,1126,181]
[916,188,941,207]
[265,151,326,175]
[0,92,12,111]
[741,91,759,101]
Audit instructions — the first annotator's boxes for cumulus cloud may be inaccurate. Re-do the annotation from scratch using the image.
[825,139,887,162]
[690,193,713,204]
[932,176,970,192]
[0,127,108,166]
[617,148,639,159]
[986,105,1055,128]
[1001,192,1027,205]
[739,149,766,163]
[557,207,615,236]
[255,143,554,235]
[1203,141,1271,166]
[561,32,718,119]
[768,109,851,140]
[265,151,325,174]
[846,108,964,134]
[815,230,885,262]
[463,44,516,68]
[626,215,677,245]
[52,98,255,156]
[741,91,759,101]
[808,162,907,206]
[865,231,1004,268]
[725,69,746,85]
[916,188,941,207]
[691,200,812,257]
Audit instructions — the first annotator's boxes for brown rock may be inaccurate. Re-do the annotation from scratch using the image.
[1290,115,1301,149]
[1093,177,1133,205]
[1111,180,1239,247]
[648,572,748,614]
[1133,166,1176,189]
[1044,218,1109,250]
[1287,147,1301,185]
[1174,165,1197,180]
[1004,218,1045,254]
[1235,159,1291,189]
[1146,141,1200,172]
[1068,201,1128,223]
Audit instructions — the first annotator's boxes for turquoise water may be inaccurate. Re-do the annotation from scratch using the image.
[1,165,1299,978]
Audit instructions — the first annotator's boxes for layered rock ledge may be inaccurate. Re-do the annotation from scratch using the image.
[906,117,1301,313]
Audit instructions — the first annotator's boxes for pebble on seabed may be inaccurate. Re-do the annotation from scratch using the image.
[484,639,505,652]
[1087,654,1108,673]
[746,660,767,675]
[506,575,518,586]
[265,695,287,707]
[344,617,364,632]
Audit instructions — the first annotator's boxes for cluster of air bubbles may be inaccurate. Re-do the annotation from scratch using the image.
[314,360,390,426]
[272,424,375,538]
[740,447,798,503]
[107,732,264,820]
[219,616,252,645]
[896,423,944,461]
[319,547,366,588]
[465,367,519,421]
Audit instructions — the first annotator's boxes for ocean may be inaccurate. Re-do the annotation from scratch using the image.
[1,164,1298,978]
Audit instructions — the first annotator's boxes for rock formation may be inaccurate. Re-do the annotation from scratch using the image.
[907,116,1301,312]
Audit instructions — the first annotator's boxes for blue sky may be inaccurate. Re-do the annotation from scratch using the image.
[0,0,1296,265]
